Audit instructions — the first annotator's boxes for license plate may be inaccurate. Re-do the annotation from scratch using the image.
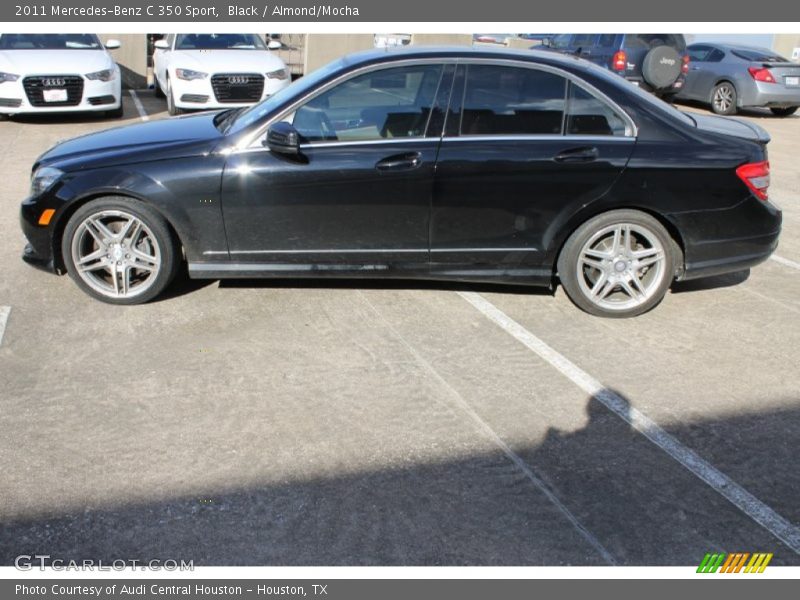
[43,88,68,102]
[785,76,800,87]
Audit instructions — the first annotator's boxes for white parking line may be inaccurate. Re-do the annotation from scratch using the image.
[0,306,10,346]
[129,90,149,122]
[771,254,800,271]
[459,291,800,555]
[357,291,617,565]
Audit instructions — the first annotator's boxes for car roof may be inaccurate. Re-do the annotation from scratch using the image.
[338,45,590,71]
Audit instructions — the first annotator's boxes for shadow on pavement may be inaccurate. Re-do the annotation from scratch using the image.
[1,389,797,566]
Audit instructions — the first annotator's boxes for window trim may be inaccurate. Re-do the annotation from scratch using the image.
[235,57,637,152]
[446,58,637,139]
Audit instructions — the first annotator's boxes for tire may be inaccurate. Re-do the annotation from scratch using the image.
[641,45,682,90]
[711,81,738,115]
[105,103,124,119]
[770,106,798,117]
[0,114,9,121]
[154,80,165,99]
[61,196,181,305]
[557,209,677,318]
[166,77,183,116]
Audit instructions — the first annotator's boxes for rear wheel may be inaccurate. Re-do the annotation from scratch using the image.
[557,210,676,318]
[61,197,181,305]
[770,106,798,117]
[711,82,737,115]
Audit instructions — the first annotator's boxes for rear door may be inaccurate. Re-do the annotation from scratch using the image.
[430,61,637,278]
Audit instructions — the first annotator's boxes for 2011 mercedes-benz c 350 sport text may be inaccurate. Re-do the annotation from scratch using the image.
[20,47,782,317]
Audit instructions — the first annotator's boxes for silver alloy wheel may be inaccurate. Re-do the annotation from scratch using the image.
[70,210,161,299]
[713,84,734,113]
[576,223,666,312]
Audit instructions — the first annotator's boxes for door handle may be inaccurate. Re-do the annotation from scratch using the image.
[376,152,422,171]
[554,146,599,163]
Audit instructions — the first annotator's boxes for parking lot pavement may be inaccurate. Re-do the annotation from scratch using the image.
[0,93,798,565]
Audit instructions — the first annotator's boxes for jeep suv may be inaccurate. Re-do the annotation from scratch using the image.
[545,33,689,99]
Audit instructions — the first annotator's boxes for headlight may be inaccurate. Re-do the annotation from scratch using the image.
[85,69,116,82]
[30,167,63,197]
[266,68,289,80]
[175,68,207,81]
[0,72,19,83]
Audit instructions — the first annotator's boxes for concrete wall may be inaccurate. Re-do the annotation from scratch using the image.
[773,34,800,61]
[103,34,148,89]
[409,34,472,47]
[303,34,374,74]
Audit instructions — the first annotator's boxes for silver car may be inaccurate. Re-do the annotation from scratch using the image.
[677,43,800,116]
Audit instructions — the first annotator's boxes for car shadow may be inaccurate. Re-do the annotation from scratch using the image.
[670,268,750,294]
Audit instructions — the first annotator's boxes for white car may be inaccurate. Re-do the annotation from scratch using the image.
[0,33,122,119]
[153,34,290,115]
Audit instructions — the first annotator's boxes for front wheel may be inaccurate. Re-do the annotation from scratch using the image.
[166,77,183,116]
[61,197,181,304]
[770,106,798,117]
[557,210,676,318]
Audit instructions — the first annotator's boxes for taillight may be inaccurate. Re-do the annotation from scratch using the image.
[748,67,777,83]
[681,54,690,74]
[612,50,627,71]
[736,161,770,201]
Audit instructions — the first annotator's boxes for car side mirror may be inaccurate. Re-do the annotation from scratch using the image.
[154,39,170,50]
[105,39,121,50]
[265,122,300,155]
[268,40,282,50]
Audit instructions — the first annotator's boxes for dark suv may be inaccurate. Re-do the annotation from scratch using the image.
[545,34,689,99]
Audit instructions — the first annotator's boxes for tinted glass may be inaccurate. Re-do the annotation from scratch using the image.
[460,65,567,135]
[175,34,266,50]
[625,34,686,52]
[597,34,618,48]
[291,64,443,143]
[731,48,789,62]
[572,34,597,48]
[0,34,101,50]
[687,45,711,61]
[566,84,627,136]
[550,34,573,50]
[706,49,725,63]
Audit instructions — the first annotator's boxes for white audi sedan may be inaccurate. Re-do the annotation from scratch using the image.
[153,33,291,115]
[0,33,122,119]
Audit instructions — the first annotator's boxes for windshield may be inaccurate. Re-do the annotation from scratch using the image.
[731,48,789,63]
[0,34,102,50]
[226,58,347,135]
[175,34,266,51]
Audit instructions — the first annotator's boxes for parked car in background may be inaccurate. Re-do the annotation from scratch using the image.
[0,33,122,119]
[153,33,290,116]
[676,43,800,116]
[543,34,689,99]
[21,47,780,317]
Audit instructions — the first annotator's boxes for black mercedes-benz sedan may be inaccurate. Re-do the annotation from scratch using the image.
[20,47,781,317]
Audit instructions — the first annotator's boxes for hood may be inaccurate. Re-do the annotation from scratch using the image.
[690,114,770,144]
[168,49,285,74]
[36,111,225,171]
[0,49,114,75]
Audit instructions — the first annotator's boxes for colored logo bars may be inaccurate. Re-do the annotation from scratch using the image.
[697,552,773,573]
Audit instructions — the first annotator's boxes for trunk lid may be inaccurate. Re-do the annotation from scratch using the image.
[689,113,770,144]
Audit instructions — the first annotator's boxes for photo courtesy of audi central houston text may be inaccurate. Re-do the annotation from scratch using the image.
[2,24,800,581]
[15,39,786,317]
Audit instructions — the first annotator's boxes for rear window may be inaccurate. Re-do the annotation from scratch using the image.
[731,49,789,63]
[624,34,686,52]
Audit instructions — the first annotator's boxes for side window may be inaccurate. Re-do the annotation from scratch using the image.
[687,45,710,62]
[572,34,597,49]
[597,34,618,48]
[565,83,628,136]
[289,64,443,143]
[460,65,567,136]
[706,48,725,63]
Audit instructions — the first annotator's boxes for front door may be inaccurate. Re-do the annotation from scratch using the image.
[220,63,449,270]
